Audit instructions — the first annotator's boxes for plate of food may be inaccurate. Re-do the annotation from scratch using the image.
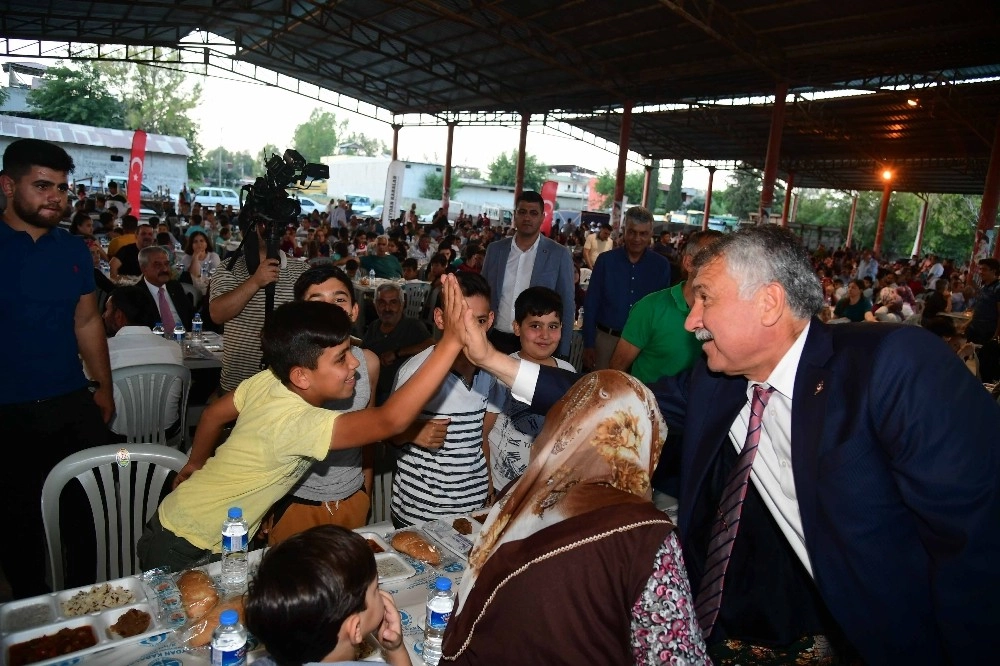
[374,553,417,584]
[358,532,390,555]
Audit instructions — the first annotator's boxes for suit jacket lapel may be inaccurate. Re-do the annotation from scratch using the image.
[790,319,833,552]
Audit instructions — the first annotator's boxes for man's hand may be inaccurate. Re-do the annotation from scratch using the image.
[251,258,280,289]
[410,418,450,449]
[93,385,115,424]
[172,460,203,490]
[582,347,596,370]
[378,350,398,367]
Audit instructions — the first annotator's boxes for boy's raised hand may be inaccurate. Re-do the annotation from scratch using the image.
[438,273,470,349]
[373,590,410,663]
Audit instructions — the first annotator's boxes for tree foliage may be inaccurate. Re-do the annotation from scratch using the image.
[27,63,125,128]
[487,150,547,192]
[199,147,257,187]
[338,131,388,157]
[292,109,346,163]
[719,165,762,221]
[592,169,645,210]
[663,160,685,212]
[420,169,463,200]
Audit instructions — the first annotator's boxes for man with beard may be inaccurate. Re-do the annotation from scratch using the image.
[0,138,113,597]
[361,283,433,404]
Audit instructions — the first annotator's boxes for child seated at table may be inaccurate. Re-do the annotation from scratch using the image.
[137,276,469,572]
[484,287,575,495]
[246,525,411,666]
[389,272,496,527]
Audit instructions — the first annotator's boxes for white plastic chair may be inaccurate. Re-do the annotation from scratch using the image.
[41,444,188,590]
[569,331,585,372]
[112,363,191,449]
[402,282,431,320]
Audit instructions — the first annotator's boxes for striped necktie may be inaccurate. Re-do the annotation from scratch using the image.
[695,383,776,637]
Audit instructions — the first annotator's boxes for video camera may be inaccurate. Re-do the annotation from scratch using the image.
[237,149,329,260]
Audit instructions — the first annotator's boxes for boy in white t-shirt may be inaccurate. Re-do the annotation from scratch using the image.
[484,287,575,496]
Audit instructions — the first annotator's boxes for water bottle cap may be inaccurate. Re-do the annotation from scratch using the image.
[219,609,238,626]
[228,507,243,519]
[434,576,451,591]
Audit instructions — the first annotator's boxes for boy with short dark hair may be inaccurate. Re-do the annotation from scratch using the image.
[246,525,410,666]
[484,287,575,493]
[138,276,469,571]
[389,272,496,527]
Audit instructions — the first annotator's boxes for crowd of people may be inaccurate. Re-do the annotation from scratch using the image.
[3,137,1000,665]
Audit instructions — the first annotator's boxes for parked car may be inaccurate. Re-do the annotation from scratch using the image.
[364,205,384,221]
[296,196,323,216]
[345,193,373,216]
[193,187,242,212]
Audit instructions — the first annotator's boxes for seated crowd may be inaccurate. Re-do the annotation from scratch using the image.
[3,137,999,666]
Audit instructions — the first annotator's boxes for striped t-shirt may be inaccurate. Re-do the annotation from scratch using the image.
[390,346,496,526]
[209,252,310,392]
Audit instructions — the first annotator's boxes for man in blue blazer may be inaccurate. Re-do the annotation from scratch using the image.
[464,225,1000,663]
[481,191,576,357]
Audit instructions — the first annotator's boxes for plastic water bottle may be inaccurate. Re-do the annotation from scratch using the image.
[99,259,111,276]
[221,507,249,591]
[191,313,203,343]
[172,322,186,345]
[152,322,165,337]
[368,268,376,284]
[423,577,455,665]
[210,608,247,666]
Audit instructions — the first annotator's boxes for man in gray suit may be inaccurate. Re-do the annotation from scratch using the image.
[481,191,576,356]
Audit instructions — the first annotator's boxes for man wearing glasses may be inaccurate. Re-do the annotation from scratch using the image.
[481,190,575,356]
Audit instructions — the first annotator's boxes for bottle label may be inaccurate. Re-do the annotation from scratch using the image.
[428,609,451,630]
[211,644,246,666]
[223,533,247,552]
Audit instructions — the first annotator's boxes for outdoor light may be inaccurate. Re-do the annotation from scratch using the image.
[906,98,919,107]
[882,169,893,181]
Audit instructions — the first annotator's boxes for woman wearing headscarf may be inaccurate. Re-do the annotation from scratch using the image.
[441,370,708,665]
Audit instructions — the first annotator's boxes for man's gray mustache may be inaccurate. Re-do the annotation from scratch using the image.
[694,328,714,342]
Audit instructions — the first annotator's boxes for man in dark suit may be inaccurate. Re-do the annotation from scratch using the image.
[462,225,1000,663]
[481,190,575,356]
[137,246,194,331]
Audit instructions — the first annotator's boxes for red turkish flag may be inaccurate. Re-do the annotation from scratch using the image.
[128,130,147,216]
[540,179,558,237]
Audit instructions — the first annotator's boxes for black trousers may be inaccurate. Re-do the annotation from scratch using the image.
[0,388,108,598]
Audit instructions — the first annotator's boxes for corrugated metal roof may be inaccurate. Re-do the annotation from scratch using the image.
[0,115,190,156]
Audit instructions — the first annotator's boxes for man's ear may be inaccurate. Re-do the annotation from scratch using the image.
[511,320,521,337]
[759,282,786,327]
[0,173,14,197]
[288,365,311,391]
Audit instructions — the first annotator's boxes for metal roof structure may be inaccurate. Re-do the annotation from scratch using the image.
[2,0,999,192]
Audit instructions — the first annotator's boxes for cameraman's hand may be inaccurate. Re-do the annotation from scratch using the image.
[251,258,280,289]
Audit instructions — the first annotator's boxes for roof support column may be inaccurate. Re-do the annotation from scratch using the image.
[702,166,716,231]
[641,164,653,208]
[759,83,788,224]
[846,193,859,249]
[514,113,529,204]
[442,121,456,217]
[391,123,402,161]
[613,102,634,233]
[913,198,929,258]
[791,191,800,225]
[971,114,1000,267]
[873,174,893,258]
[780,171,794,227]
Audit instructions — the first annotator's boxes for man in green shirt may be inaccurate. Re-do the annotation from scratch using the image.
[360,234,403,278]
[610,230,721,382]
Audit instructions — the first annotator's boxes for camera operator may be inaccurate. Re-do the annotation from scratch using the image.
[209,221,309,394]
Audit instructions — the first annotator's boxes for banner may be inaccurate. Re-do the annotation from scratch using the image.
[383,159,405,228]
[127,130,147,217]
[541,179,558,236]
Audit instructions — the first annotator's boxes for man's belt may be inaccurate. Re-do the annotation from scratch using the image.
[596,323,622,337]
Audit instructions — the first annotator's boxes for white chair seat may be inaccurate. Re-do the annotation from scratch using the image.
[113,363,191,449]
[42,444,188,590]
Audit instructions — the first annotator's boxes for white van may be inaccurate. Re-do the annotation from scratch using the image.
[345,194,372,215]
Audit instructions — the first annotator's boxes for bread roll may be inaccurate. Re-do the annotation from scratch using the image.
[177,570,219,621]
[391,531,441,565]
[186,597,245,648]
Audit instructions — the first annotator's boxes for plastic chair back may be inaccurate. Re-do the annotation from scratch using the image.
[41,444,187,591]
[402,282,431,320]
[112,363,191,449]
[568,331,585,372]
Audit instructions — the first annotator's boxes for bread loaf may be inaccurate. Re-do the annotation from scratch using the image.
[177,570,219,621]
[186,597,245,647]
[391,531,441,565]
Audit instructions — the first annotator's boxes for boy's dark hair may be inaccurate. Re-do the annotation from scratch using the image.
[121,215,139,232]
[261,301,352,383]
[109,285,157,328]
[514,286,563,324]
[979,258,1000,273]
[401,257,418,271]
[344,258,359,271]
[429,252,449,267]
[245,525,376,666]
[2,138,75,180]
[923,315,957,339]
[293,265,357,305]
[436,270,491,309]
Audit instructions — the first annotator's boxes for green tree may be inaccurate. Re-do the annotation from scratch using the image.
[292,109,346,163]
[592,169,645,210]
[487,150,547,192]
[339,131,388,157]
[419,169,463,199]
[663,160,685,212]
[200,147,258,187]
[26,63,125,128]
[720,165,763,221]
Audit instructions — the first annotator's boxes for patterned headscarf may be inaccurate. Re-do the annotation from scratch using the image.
[455,370,666,613]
